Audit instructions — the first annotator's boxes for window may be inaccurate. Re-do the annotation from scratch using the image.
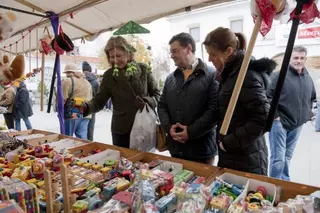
[230,19,243,33]
[189,27,200,42]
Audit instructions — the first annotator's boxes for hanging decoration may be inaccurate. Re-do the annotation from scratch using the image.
[0,11,17,42]
[112,20,151,77]
[113,21,150,35]
[39,27,53,55]
[0,54,25,86]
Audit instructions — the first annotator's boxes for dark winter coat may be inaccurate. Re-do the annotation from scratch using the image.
[84,71,100,97]
[267,66,316,130]
[13,82,33,119]
[218,52,276,175]
[86,62,160,134]
[158,59,219,160]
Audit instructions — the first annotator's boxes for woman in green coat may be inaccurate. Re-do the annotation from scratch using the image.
[84,36,160,148]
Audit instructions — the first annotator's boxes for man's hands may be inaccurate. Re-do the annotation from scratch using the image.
[170,123,189,143]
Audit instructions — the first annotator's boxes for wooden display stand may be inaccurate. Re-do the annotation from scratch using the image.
[128,152,221,184]
[25,133,88,147]
[8,129,55,137]
[68,142,142,159]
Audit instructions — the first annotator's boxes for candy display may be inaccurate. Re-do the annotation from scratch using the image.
[0,130,319,213]
[0,133,28,157]
[0,177,39,212]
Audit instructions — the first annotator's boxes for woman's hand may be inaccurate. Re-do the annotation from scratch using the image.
[134,96,146,111]
[218,134,227,152]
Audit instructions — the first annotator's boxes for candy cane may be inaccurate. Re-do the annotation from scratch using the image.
[220,0,287,135]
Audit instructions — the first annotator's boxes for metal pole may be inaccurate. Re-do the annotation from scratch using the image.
[47,54,57,113]
[0,5,48,18]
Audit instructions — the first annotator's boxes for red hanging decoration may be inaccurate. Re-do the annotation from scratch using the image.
[253,0,277,36]
[289,1,320,24]
[69,12,74,18]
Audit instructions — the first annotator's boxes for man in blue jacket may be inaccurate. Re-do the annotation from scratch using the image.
[268,46,316,180]
[82,61,100,141]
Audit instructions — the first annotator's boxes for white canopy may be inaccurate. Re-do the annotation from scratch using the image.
[0,0,230,54]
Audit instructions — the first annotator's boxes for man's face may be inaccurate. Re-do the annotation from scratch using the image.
[170,41,191,68]
[290,51,307,71]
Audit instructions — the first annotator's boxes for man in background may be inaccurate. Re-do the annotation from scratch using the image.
[82,61,99,141]
[268,45,316,180]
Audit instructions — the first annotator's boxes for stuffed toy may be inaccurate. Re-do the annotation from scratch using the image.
[0,55,25,86]
[0,11,17,41]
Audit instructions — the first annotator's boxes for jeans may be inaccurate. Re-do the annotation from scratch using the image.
[112,133,130,148]
[315,101,320,132]
[87,114,96,141]
[15,117,32,131]
[269,120,303,180]
[64,118,90,140]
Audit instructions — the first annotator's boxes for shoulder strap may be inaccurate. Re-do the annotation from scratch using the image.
[69,77,75,99]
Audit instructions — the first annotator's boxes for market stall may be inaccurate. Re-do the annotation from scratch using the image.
[0,129,318,213]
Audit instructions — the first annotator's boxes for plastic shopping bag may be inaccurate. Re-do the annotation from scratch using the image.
[130,105,157,152]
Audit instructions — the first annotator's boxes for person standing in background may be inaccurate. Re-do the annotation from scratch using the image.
[268,45,316,180]
[13,81,33,131]
[82,61,100,141]
[0,84,16,129]
[63,63,92,140]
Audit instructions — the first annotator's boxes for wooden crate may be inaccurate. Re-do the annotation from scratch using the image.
[67,142,142,159]
[213,168,320,202]
[25,134,89,148]
[8,129,55,137]
[128,152,221,184]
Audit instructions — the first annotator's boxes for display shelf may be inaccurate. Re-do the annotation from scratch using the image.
[128,152,221,184]
[213,168,320,202]
[8,129,55,137]
[68,142,142,160]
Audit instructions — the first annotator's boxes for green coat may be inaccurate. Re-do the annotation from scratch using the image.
[86,63,160,134]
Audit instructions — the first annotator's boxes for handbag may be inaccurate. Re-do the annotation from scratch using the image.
[156,122,167,152]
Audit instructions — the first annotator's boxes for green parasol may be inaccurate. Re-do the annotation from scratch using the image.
[113,20,150,35]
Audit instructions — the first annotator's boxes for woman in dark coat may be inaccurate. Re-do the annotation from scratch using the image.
[84,36,160,148]
[203,27,276,175]
[14,81,33,131]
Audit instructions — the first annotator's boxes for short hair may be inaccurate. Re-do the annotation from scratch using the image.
[292,45,307,55]
[169,32,196,53]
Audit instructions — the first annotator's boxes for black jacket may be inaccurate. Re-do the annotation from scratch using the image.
[218,52,276,175]
[267,66,316,130]
[158,59,219,160]
[13,82,33,119]
[84,71,100,97]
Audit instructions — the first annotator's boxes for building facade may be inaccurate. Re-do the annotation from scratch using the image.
[166,0,320,69]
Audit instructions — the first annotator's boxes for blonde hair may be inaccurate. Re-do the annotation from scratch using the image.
[104,36,134,65]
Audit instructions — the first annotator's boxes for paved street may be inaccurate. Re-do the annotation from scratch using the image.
[4,104,319,187]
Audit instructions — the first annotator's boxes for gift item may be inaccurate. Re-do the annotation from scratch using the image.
[176,183,211,213]
[0,54,24,86]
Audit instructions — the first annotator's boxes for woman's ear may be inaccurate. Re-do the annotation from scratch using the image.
[226,47,234,57]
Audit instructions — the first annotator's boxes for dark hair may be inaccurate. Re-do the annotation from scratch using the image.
[203,27,247,53]
[292,45,307,55]
[104,36,134,64]
[169,32,196,53]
